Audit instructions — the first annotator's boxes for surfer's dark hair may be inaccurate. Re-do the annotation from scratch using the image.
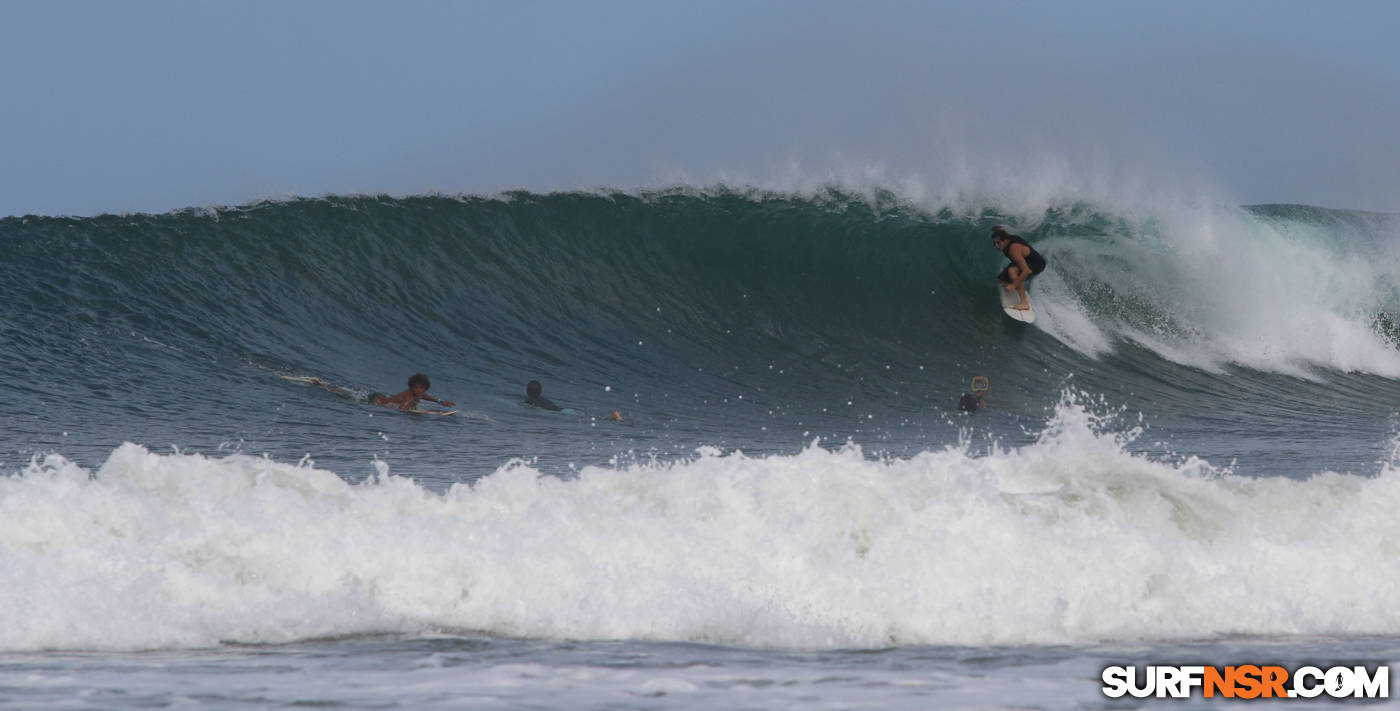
[991,225,1009,236]
[526,380,543,397]
[408,373,430,389]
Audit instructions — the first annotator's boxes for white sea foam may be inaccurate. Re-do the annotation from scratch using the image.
[1032,202,1400,378]
[3,397,1399,652]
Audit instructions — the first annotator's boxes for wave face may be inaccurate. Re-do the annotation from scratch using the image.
[2,187,1400,650]
[3,190,1397,469]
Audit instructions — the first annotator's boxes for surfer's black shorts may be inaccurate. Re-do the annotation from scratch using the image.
[998,261,1046,284]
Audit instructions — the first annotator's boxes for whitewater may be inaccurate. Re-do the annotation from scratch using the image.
[6,396,1400,653]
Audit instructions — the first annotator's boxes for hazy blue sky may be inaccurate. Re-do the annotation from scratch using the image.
[2,0,1398,216]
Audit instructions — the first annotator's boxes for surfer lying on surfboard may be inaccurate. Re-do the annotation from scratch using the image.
[991,225,1046,311]
[374,372,456,411]
[524,380,623,421]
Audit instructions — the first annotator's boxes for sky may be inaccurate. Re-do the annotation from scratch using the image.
[1,0,1398,217]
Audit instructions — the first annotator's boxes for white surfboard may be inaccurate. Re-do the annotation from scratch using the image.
[407,408,458,416]
[998,285,1036,323]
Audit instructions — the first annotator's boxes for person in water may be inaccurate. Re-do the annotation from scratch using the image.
[991,225,1047,311]
[524,380,562,411]
[524,380,622,421]
[958,375,990,412]
[957,392,985,412]
[374,373,455,411]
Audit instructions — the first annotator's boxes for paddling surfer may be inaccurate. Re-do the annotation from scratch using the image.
[991,226,1046,311]
[523,380,562,412]
[374,373,455,411]
[524,380,622,421]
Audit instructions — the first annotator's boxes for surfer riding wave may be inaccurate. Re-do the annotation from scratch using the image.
[992,225,1046,311]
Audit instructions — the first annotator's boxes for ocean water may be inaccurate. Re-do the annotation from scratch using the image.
[2,188,1399,708]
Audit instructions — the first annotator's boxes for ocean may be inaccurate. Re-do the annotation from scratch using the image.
[2,188,1399,708]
